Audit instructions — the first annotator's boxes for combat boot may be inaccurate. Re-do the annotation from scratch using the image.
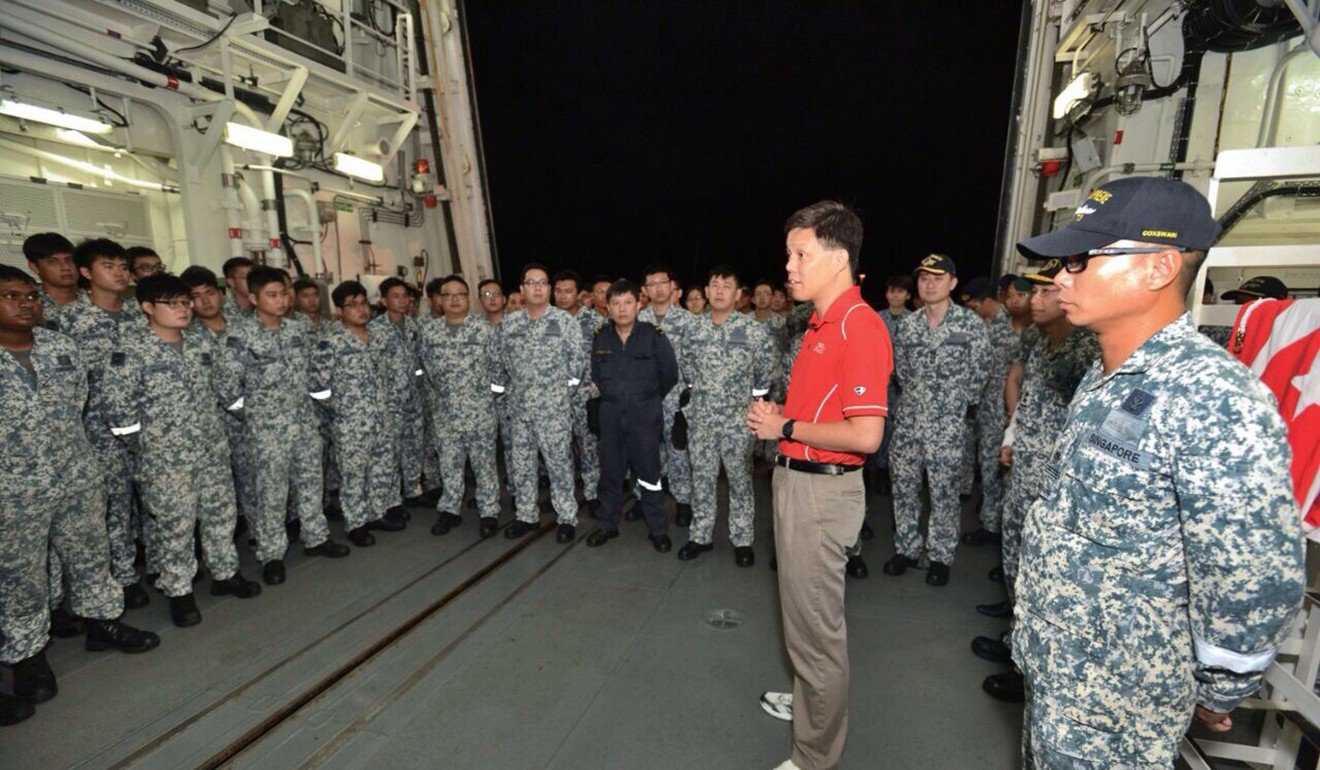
[49,607,84,638]
[0,693,34,726]
[674,503,692,527]
[168,594,202,628]
[84,617,160,654]
[12,649,56,702]
[211,573,262,598]
[123,582,149,609]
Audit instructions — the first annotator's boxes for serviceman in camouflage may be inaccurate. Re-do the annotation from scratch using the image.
[100,274,262,629]
[220,257,255,320]
[972,260,1099,703]
[637,264,695,524]
[883,254,990,587]
[478,278,518,506]
[554,269,605,512]
[495,263,585,542]
[420,275,503,540]
[0,265,159,727]
[1013,177,1304,768]
[370,277,429,502]
[958,277,1018,546]
[50,239,148,607]
[749,278,788,462]
[678,267,778,566]
[217,266,350,586]
[309,280,408,549]
[23,232,79,328]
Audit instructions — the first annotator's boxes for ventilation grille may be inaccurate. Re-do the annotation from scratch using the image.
[0,176,154,272]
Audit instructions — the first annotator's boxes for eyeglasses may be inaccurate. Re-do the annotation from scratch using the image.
[1029,285,1060,297]
[153,298,193,309]
[440,291,469,299]
[643,281,670,288]
[0,290,41,303]
[136,264,165,275]
[341,298,370,309]
[1062,246,1172,274]
[479,290,502,298]
[522,279,549,288]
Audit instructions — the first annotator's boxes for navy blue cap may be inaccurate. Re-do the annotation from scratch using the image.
[914,253,957,276]
[998,274,1018,291]
[1222,275,1288,301]
[959,277,994,302]
[1017,177,1220,260]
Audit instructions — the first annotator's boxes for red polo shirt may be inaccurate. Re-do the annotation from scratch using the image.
[779,286,892,464]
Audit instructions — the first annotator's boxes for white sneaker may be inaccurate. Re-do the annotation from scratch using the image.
[760,691,793,722]
[770,760,802,770]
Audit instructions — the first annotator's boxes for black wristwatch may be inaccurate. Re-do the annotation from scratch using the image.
[781,418,796,439]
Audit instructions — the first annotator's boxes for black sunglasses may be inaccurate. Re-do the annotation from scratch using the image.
[1061,246,1175,274]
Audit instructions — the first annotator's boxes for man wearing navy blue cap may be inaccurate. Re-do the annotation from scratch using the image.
[1012,176,1304,767]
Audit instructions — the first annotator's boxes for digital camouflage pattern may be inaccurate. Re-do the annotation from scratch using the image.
[100,324,241,596]
[420,315,502,519]
[1015,315,1304,767]
[368,312,427,499]
[194,317,259,531]
[0,329,121,662]
[495,306,585,525]
[309,321,401,531]
[751,311,788,460]
[681,311,779,546]
[889,303,990,566]
[637,303,694,504]
[1000,325,1098,602]
[962,308,1018,530]
[52,294,145,588]
[216,316,330,562]
[571,309,607,500]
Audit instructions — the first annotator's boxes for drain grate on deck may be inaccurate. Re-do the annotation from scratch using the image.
[705,609,745,630]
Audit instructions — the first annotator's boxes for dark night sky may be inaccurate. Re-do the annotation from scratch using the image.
[464,2,1023,302]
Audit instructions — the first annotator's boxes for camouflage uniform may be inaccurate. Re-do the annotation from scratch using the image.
[51,294,144,589]
[420,315,502,519]
[216,316,331,562]
[681,312,778,546]
[875,308,908,469]
[1,329,123,663]
[752,311,788,460]
[888,303,990,566]
[571,310,607,500]
[637,304,694,505]
[1000,326,1098,602]
[194,317,259,533]
[488,314,518,502]
[495,307,585,525]
[962,307,1017,531]
[309,322,401,531]
[368,313,427,499]
[1015,315,1304,767]
[221,294,252,321]
[100,324,242,597]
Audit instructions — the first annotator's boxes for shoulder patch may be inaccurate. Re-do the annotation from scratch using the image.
[110,351,126,366]
[225,337,244,350]
[1120,388,1156,417]
[317,339,331,350]
[57,353,74,367]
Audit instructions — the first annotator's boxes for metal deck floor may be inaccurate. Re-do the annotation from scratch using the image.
[2,474,1023,769]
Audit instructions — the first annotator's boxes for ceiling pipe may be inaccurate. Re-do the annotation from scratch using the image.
[0,134,178,192]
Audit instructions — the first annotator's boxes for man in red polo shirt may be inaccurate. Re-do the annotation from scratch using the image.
[748,200,891,770]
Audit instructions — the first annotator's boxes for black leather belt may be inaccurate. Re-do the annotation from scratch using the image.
[775,455,863,476]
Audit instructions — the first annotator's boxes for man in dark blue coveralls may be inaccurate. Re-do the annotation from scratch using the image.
[585,279,678,552]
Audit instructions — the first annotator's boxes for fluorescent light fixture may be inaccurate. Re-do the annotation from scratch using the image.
[334,152,385,183]
[1052,72,1093,120]
[56,129,102,148]
[223,122,293,157]
[0,98,113,134]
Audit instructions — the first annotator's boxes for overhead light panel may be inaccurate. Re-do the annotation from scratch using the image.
[334,152,384,183]
[0,98,113,134]
[223,122,293,157]
[56,129,104,149]
[1052,72,1094,120]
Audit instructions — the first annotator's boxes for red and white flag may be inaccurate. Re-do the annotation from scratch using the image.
[1228,298,1320,539]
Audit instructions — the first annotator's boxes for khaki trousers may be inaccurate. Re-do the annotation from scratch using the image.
[772,466,865,770]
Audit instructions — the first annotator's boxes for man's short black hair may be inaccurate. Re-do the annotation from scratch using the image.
[885,274,913,293]
[332,280,367,308]
[521,263,549,283]
[641,263,672,282]
[438,274,469,291]
[126,246,160,266]
[378,277,408,298]
[246,265,288,294]
[73,238,128,288]
[180,265,221,291]
[292,277,319,294]
[606,279,639,302]
[784,200,864,276]
[751,278,775,292]
[478,278,502,292]
[23,232,74,262]
[136,273,189,305]
[552,269,581,291]
[707,265,740,285]
[590,274,613,289]
[222,257,254,280]
[425,277,446,297]
[0,265,38,285]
